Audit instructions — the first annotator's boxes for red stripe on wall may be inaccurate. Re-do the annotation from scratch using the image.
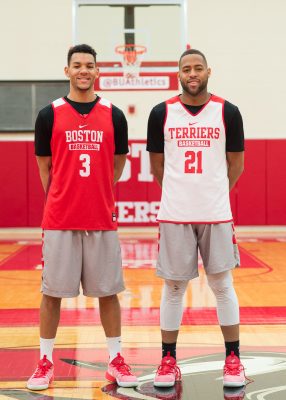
[0,139,286,226]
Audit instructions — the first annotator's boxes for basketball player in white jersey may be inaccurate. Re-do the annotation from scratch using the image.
[147,49,246,390]
[27,44,138,390]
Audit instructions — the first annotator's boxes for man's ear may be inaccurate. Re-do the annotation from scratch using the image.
[64,66,69,78]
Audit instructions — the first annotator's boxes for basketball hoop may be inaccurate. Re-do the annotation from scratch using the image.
[115,44,147,78]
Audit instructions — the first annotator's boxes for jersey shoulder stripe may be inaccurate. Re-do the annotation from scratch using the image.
[210,94,225,104]
[166,95,180,105]
[99,97,111,108]
[52,97,66,108]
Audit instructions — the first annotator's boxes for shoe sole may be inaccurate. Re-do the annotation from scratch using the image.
[223,380,246,388]
[26,375,53,391]
[116,381,139,388]
[105,372,138,387]
[26,384,50,391]
[154,381,175,387]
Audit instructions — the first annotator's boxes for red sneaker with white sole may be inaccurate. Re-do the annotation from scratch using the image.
[105,353,138,388]
[27,355,54,391]
[223,351,246,387]
[154,352,181,387]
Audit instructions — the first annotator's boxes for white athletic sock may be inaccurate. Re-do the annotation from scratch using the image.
[106,336,122,362]
[40,337,55,363]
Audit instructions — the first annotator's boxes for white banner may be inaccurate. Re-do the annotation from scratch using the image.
[99,76,170,90]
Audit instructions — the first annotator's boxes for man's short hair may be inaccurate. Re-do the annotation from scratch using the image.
[67,44,97,65]
[179,49,208,67]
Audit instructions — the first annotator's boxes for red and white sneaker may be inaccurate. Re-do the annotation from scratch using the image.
[154,352,181,387]
[223,351,246,387]
[27,355,54,391]
[105,353,138,387]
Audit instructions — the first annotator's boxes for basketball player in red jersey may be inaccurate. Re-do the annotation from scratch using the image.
[27,44,138,390]
[147,49,247,392]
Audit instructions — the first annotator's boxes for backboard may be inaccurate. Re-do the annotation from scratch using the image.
[72,0,188,90]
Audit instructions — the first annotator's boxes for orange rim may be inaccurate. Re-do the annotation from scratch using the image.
[115,44,147,64]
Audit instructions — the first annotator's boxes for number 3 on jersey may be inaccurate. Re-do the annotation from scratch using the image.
[79,154,90,177]
[184,151,203,174]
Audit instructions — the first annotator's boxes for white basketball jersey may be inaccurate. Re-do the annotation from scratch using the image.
[157,94,233,223]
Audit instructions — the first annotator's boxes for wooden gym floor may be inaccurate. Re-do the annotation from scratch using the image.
[0,227,286,400]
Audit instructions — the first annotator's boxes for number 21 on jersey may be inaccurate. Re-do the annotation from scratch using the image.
[79,154,90,177]
[184,150,203,174]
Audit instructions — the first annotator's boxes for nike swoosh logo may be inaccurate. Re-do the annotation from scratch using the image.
[189,122,197,126]
[79,124,88,128]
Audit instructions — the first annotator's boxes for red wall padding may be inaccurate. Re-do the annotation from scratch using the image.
[235,140,267,225]
[0,142,29,226]
[266,140,286,224]
[27,142,45,226]
[0,139,285,227]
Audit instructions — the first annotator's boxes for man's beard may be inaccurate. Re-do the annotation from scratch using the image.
[180,78,208,96]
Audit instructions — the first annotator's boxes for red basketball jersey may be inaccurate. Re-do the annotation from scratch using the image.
[42,97,117,230]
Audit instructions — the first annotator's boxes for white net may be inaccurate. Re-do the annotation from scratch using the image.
[115,44,146,78]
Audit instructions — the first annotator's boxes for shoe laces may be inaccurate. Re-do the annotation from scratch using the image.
[224,351,245,376]
[224,352,254,384]
[32,355,52,378]
[224,362,245,377]
[157,352,181,380]
[111,353,134,376]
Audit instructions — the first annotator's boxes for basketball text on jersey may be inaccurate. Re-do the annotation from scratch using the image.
[65,129,103,151]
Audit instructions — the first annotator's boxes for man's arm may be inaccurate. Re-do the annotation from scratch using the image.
[149,152,164,187]
[36,156,52,193]
[226,151,244,191]
[114,154,127,184]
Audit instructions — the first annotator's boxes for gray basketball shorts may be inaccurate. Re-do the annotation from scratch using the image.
[41,230,125,298]
[157,222,240,280]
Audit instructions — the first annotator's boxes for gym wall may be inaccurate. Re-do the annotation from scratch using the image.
[0,0,285,226]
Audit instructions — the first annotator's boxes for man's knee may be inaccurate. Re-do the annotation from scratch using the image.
[206,271,239,326]
[42,294,61,310]
[160,280,188,331]
[206,270,233,293]
[163,279,189,304]
[99,294,119,304]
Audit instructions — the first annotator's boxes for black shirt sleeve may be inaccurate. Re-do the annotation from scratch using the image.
[224,101,245,152]
[34,105,54,156]
[146,102,166,153]
[112,105,129,154]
